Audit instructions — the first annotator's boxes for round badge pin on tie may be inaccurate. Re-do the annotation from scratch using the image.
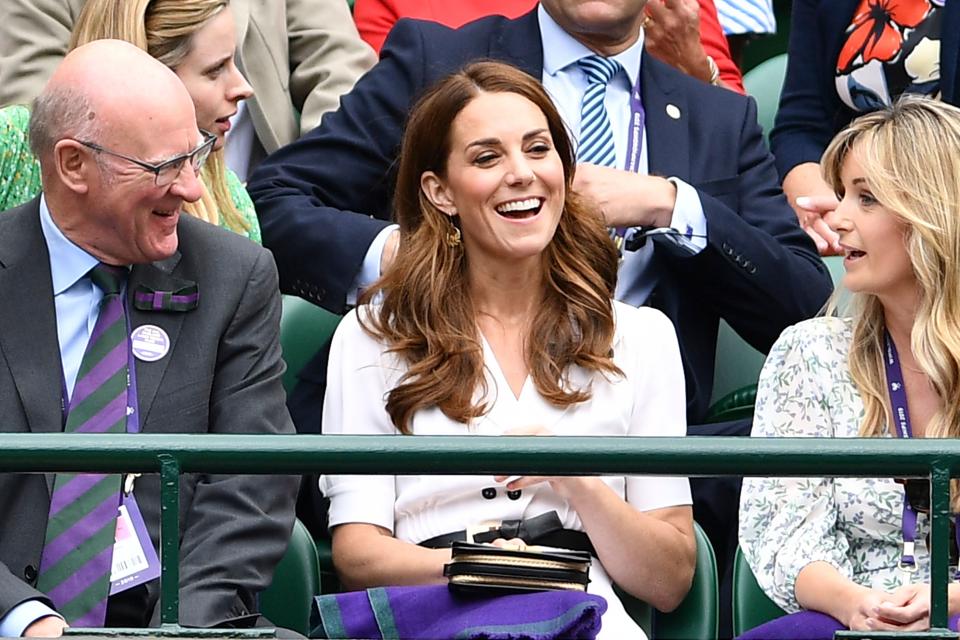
[666,104,681,120]
[130,325,170,362]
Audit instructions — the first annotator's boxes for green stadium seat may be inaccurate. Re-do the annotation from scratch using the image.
[707,320,765,423]
[706,257,846,423]
[279,295,341,394]
[732,546,787,635]
[742,53,788,141]
[261,519,321,636]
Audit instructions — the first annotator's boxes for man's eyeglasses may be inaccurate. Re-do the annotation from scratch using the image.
[77,130,216,187]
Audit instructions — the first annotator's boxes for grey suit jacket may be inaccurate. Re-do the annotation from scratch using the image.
[0,0,375,152]
[0,199,298,628]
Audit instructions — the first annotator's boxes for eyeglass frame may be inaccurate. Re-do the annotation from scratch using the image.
[75,130,217,187]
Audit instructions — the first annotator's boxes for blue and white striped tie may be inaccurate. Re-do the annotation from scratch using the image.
[577,55,622,167]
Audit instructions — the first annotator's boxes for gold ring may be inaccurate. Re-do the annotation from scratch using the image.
[642,15,653,28]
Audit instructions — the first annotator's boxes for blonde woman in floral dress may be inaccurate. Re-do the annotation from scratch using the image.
[739,96,960,637]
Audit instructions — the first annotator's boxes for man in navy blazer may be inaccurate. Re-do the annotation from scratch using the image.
[248,0,831,599]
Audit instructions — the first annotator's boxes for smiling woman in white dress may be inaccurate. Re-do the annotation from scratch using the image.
[319,61,696,639]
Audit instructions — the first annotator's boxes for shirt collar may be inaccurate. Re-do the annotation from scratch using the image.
[39,194,100,295]
[538,3,645,90]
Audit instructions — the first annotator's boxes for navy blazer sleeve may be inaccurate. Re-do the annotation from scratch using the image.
[769,0,843,182]
[668,93,831,354]
[248,19,450,314]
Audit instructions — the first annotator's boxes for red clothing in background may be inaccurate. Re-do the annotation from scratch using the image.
[353,0,745,93]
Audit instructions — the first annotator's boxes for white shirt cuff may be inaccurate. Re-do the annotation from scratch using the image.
[0,600,62,638]
[663,177,707,254]
[346,224,399,306]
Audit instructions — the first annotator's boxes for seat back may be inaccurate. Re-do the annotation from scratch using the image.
[617,521,719,639]
[707,320,765,420]
[280,296,342,393]
[261,519,321,635]
[732,546,787,635]
[742,53,788,141]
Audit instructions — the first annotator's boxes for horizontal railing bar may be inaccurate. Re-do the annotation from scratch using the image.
[1,434,959,477]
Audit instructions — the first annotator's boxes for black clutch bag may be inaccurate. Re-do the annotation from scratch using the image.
[443,541,592,594]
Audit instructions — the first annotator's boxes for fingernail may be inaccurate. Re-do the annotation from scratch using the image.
[796,196,811,207]
[865,618,874,628]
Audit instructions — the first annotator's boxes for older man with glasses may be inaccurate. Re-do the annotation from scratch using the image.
[0,40,297,637]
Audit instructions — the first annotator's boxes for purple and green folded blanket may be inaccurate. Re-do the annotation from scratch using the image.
[310,584,607,639]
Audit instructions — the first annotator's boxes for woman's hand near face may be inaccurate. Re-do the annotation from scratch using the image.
[782,163,842,255]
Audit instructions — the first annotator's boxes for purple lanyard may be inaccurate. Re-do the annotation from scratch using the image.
[613,71,646,249]
[884,330,958,576]
[624,73,645,175]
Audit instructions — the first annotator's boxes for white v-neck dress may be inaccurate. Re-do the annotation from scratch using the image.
[320,301,691,639]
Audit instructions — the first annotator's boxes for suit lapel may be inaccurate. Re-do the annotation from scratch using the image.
[0,201,66,496]
[128,254,191,429]
[491,8,544,80]
[643,52,690,180]
[0,201,64,437]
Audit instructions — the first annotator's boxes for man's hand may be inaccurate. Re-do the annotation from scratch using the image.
[643,0,714,84]
[23,615,68,637]
[573,163,676,229]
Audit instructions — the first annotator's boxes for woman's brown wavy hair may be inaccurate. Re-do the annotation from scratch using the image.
[360,61,622,434]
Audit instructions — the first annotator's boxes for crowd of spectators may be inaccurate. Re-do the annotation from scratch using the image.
[0,0,956,638]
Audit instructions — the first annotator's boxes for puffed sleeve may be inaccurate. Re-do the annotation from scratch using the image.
[621,304,692,511]
[738,317,855,612]
[319,308,398,532]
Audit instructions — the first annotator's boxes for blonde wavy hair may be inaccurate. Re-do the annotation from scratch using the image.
[822,96,960,457]
[360,61,622,434]
[69,0,248,235]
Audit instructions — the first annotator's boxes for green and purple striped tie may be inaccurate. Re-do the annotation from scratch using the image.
[37,263,129,627]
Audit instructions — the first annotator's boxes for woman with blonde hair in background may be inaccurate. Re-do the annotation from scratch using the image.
[739,95,960,637]
[0,0,259,242]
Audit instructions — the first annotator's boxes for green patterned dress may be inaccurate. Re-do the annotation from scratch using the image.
[0,104,261,244]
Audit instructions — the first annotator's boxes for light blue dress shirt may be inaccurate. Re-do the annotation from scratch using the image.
[537,5,706,305]
[0,197,108,637]
[40,195,104,399]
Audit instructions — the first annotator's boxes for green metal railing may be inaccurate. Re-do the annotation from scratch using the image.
[3,433,959,638]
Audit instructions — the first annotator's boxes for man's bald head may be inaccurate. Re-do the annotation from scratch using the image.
[30,39,197,161]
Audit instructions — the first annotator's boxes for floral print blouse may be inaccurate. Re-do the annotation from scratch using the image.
[0,104,262,244]
[835,0,943,112]
[739,317,934,613]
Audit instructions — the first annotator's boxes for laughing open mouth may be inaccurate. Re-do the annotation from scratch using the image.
[495,197,543,219]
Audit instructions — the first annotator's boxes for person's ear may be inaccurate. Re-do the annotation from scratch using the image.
[52,139,92,195]
[420,171,456,217]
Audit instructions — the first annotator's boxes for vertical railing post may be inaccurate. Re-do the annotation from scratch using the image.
[158,454,181,627]
[929,462,951,630]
